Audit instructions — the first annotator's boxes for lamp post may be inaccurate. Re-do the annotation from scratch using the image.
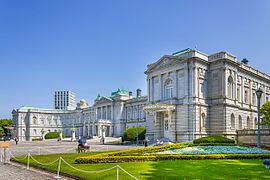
[136,118,139,146]
[256,88,263,148]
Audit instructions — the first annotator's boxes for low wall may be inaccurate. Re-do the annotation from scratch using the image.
[236,129,270,145]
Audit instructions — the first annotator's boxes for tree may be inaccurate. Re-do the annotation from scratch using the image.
[0,119,13,137]
[123,126,146,141]
[260,101,270,126]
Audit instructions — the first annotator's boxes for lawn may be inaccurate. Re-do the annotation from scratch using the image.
[11,152,270,180]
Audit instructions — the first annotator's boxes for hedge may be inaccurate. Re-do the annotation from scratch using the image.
[45,132,65,139]
[123,126,146,141]
[193,135,235,145]
[75,154,270,164]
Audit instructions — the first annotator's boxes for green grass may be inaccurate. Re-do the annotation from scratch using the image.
[12,152,270,180]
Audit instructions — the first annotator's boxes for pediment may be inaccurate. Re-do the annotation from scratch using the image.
[94,97,113,106]
[145,55,181,74]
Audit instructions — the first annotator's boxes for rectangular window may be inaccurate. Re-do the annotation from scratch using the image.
[244,89,249,103]
[133,110,137,120]
[164,120,169,131]
[237,86,240,101]
[252,92,256,105]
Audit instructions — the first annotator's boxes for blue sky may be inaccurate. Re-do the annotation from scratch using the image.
[0,1,270,118]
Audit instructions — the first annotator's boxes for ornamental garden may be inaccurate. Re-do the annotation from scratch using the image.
[10,135,270,179]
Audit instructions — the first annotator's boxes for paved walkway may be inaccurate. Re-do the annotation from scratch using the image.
[7,139,136,156]
[0,139,139,179]
[0,162,70,180]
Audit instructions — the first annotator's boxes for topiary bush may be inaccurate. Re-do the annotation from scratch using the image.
[193,135,235,145]
[45,132,65,139]
[123,126,146,141]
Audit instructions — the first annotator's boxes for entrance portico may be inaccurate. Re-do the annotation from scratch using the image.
[143,104,176,141]
[94,120,111,138]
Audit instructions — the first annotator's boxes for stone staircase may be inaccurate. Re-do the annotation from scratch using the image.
[87,137,121,144]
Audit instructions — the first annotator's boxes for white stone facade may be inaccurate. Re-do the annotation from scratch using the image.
[12,89,147,141]
[144,48,270,142]
[12,48,270,142]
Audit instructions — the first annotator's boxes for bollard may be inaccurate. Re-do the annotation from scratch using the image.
[54,157,62,179]
[3,148,6,164]
[27,153,30,169]
[116,165,119,180]
[38,147,41,155]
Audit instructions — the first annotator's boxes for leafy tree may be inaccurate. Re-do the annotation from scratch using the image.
[260,101,270,126]
[123,126,146,141]
[0,119,13,137]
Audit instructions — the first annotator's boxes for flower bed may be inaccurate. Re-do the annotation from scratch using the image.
[75,154,270,164]
[157,146,270,155]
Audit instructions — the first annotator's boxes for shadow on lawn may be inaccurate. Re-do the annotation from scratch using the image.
[140,160,269,180]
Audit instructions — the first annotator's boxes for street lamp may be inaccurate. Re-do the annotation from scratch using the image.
[256,88,263,148]
[136,118,139,146]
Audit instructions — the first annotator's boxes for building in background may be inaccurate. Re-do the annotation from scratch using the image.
[54,91,76,110]
[12,89,146,141]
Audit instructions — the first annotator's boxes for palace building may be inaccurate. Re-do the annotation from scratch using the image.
[12,89,147,141]
[12,48,270,142]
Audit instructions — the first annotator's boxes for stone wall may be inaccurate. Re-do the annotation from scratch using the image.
[236,129,270,145]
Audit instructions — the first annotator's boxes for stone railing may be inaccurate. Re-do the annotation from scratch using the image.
[237,129,270,136]
[236,128,270,145]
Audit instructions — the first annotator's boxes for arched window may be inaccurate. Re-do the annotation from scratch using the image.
[201,113,206,128]
[239,115,242,129]
[227,76,233,99]
[33,116,37,125]
[231,113,235,129]
[254,117,258,128]
[247,116,251,129]
[164,79,173,99]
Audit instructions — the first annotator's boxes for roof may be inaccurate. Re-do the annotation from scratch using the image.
[172,48,193,56]
[111,88,129,96]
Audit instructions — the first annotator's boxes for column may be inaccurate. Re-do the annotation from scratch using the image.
[160,74,163,100]
[99,125,102,137]
[101,107,103,120]
[151,77,154,102]
[241,77,244,103]
[175,70,178,98]
[147,78,151,102]
[234,71,237,100]
[224,68,227,98]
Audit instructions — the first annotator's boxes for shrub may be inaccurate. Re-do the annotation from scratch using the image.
[75,153,270,164]
[32,137,42,141]
[45,132,65,139]
[193,135,235,145]
[75,156,157,164]
[123,126,146,141]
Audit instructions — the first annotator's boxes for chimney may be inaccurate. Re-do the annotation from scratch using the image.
[129,91,132,97]
[136,89,142,97]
